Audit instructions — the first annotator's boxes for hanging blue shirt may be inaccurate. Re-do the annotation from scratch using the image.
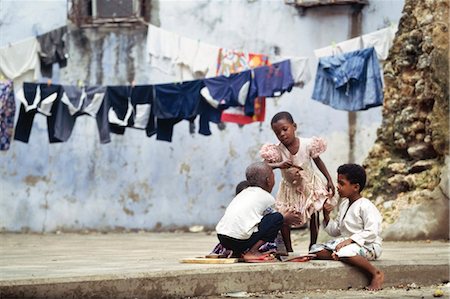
[312,47,383,111]
[253,60,294,97]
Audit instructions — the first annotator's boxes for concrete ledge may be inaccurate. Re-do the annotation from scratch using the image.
[1,261,449,299]
[1,234,448,299]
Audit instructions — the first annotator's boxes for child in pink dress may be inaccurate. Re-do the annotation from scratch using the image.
[260,111,336,252]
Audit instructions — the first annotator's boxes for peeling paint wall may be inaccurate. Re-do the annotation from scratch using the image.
[0,0,404,232]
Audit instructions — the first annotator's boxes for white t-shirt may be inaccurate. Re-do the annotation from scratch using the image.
[216,186,275,240]
[324,197,383,247]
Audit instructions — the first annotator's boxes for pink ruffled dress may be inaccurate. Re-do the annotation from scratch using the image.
[261,137,330,226]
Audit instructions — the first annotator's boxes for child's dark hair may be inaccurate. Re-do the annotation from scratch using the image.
[337,164,367,192]
[235,180,251,195]
[271,111,294,124]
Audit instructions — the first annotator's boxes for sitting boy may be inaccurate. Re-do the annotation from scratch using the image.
[309,164,384,290]
[216,162,285,262]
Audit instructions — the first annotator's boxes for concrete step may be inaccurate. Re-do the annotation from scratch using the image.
[0,233,448,298]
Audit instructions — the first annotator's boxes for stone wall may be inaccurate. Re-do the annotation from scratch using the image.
[363,0,449,240]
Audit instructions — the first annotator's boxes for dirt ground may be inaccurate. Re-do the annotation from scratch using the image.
[194,283,450,299]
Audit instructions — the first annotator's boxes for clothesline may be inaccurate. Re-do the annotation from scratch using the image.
[0,23,397,86]
[0,24,396,150]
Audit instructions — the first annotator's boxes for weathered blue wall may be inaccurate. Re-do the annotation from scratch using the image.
[0,0,404,232]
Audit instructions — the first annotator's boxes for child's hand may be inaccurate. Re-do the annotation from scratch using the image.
[331,252,339,260]
[282,210,299,225]
[278,159,293,169]
[327,180,335,198]
[335,239,353,252]
[323,199,334,214]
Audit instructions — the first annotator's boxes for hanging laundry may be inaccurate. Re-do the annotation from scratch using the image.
[361,26,397,60]
[147,24,219,80]
[311,47,383,111]
[146,24,180,76]
[53,85,110,144]
[173,37,198,81]
[216,49,269,77]
[217,51,270,125]
[191,42,218,79]
[272,56,312,87]
[153,80,204,142]
[37,26,69,78]
[203,70,256,115]
[196,97,222,136]
[14,83,64,143]
[105,85,155,137]
[0,37,41,84]
[0,80,15,151]
[253,60,295,97]
[314,25,397,61]
[314,36,363,58]
[220,96,266,125]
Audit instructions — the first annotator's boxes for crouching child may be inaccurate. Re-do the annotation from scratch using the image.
[216,162,290,262]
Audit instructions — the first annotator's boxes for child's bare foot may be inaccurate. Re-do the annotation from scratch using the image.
[242,251,275,262]
[242,251,266,260]
[367,271,384,291]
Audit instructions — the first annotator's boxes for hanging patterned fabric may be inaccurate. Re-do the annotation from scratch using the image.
[216,49,270,125]
[0,80,16,150]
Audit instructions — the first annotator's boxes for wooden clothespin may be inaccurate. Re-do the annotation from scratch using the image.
[131,80,136,87]
[47,79,52,86]
[77,80,84,88]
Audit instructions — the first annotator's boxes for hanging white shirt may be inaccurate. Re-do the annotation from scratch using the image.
[0,37,41,81]
[324,197,383,247]
[146,24,180,75]
[314,25,397,61]
[362,26,398,60]
[216,186,276,240]
[173,36,200,81]
[192,42,219,78]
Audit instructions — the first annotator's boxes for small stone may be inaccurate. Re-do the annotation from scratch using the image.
[387,174,409,192]
[383,200,395,209]
[375,196,384,205]
[409,160,436,173]
[189,225,204,233]
[420,14,434,26]
[407,143,437,159]
[389,162,408,174]
[417,54,431,69]
[433,289,444,297]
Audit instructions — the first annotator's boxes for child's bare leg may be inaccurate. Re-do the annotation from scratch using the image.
[340,255,384,291]
[281,223,293,252]
[314,249,334,260]
[309,212,319,250]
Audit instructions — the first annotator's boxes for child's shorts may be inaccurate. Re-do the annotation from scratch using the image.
[309,237,382,261]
